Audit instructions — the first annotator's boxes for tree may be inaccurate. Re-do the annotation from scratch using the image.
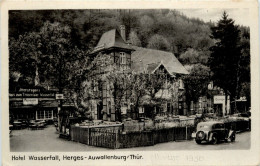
[179,48,200,64]
[72,53,135,121]
[238,27,250,104]
[82,54,176,120]
[9,9,216,62]
[182,64,210,114]
[139,15,155,30]
[146,70,179,117]
[9,21,88,88]
[129,31,142,47]
[9,21,89,132]
[209,12,242,115]
[147,34,171,51]
[119,10,138,39]
[71,53,115,117]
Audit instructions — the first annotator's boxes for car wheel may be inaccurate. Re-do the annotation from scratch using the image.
[230,134,236,142]
[212,135,218,144]
[195,140,201,144]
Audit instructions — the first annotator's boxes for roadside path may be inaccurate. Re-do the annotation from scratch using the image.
[10,125,250,152]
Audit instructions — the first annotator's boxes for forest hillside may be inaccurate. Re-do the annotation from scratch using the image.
[9,9,250,102]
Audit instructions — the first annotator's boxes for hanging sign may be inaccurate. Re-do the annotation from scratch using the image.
[214,95,225,104]
[56,94,64,100]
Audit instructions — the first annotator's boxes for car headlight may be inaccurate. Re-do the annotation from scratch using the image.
[196,131,205,140]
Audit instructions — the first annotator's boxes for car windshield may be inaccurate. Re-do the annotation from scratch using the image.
[213,123,225,129]
[197,124,212,131]
[240,113,249,117]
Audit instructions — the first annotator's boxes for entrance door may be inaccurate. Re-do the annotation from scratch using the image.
[144,105,154,119]
[167,103,171,114]
[178,102,184,115]
[214,104,223,116]
[97,102,103,120]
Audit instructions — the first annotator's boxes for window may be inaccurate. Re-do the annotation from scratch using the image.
[37,110,53,120]
[120,52,126,64]
[178,79,184,89]
[98,81,102,91]
[45,110,52,119]
[93,80,97,92]
[37,110,44,119]
[107,101,111,116]
[214,123,224,129]
[197,124,212,131]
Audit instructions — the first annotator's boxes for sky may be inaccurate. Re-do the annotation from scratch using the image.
[177,8,250,27]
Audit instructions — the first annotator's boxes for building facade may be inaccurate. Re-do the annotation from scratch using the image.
[190,82,231,116]
[89,25,189,121]
[9,87,59,122]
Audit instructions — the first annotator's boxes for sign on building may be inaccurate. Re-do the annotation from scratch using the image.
[23,98,38,105]
[214,95,226,104]
[213,95,230,115]
[56,94,64,100]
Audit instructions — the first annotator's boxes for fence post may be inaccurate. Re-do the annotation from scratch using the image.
[186,126,188,140]
[114,129,119,149]
[152,130,154,145]
[173,127,176,141]
[89,128,91,145]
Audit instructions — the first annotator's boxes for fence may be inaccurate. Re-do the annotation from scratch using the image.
[70,126,195,149]
[70,125,122,149]
[119,131,154,148]
[70,119,249,149]
[90,128,119,149]
[70,126,90,145]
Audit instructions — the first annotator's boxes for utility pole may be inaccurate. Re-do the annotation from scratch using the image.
[58,44,63,134]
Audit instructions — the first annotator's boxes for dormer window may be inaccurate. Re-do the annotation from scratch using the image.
[120,52,126,64]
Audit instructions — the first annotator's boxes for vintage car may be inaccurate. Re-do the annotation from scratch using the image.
[229,113,251,131]
[192,121,236,144]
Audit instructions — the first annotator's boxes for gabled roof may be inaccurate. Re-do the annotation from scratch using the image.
[146,62,161,73]
[146,62,175,77]
[131,46,189,75]
[91,29,134,54]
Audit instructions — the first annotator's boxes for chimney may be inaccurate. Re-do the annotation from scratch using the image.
[120,25,126,42]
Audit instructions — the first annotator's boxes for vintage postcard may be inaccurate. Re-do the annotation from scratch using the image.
[1,0,259,166]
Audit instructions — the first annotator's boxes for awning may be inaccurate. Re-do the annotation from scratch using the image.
[10,100,59,108]
[141,95,151,105]
[39,100,59,107]
[155,89,171,100]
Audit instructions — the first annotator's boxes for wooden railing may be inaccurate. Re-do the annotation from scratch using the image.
[89,128,119,149]
[70,125,195,149]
